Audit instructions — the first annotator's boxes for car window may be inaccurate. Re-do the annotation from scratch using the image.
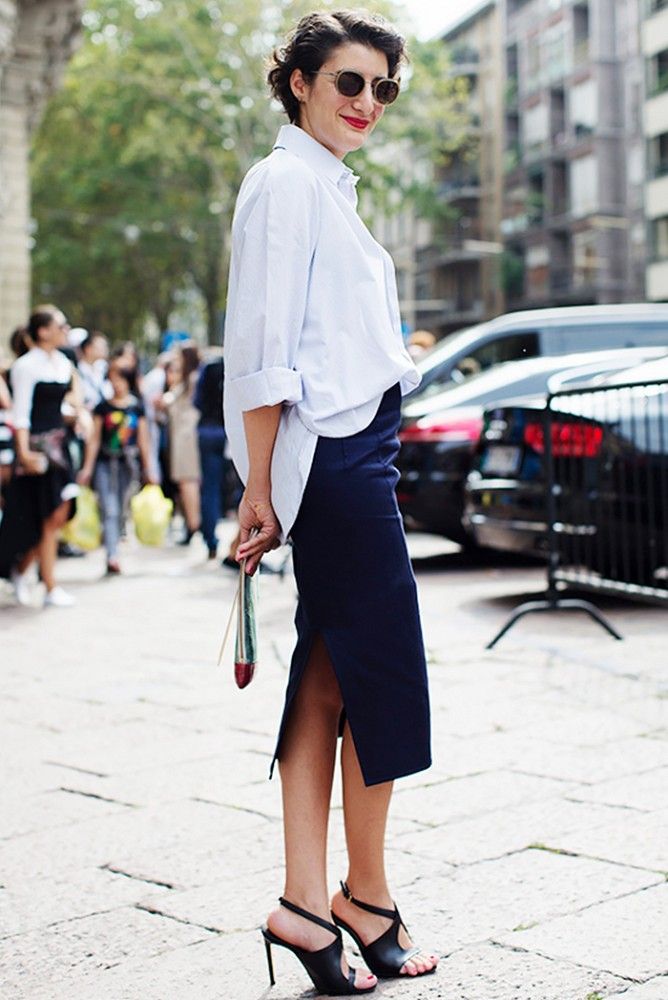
[416,331,541,399]
[553,322,668,353]
[454,332,540,381]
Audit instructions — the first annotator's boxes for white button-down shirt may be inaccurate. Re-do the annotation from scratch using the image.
[223,123,420,540]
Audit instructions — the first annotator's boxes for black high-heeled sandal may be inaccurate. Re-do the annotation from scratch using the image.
[261,896,376,995]
[332,880,436,979]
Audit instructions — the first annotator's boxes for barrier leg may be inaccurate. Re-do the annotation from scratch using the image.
[486,593,623,649]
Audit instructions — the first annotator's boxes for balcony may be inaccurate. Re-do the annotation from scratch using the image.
[646,172,668,218]
[449,45,480,77]
[645,88,668,137]
[647,258,668,299]
[437,176,481,202]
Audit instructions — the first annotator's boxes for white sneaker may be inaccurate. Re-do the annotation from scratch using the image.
[44,586,77,608]
[10,569,34,607]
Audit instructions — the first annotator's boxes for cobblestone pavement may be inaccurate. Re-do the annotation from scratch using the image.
[1,524,667,1000]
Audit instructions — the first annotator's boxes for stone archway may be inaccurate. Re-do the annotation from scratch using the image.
[0,0,84,348]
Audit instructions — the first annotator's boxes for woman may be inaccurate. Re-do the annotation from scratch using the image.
[163,344,201,544]
[0,306,81,607]
[78,352,154,574]
[223,10,437,995]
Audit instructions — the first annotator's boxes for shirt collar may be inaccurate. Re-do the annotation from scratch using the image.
[273,123,360,196]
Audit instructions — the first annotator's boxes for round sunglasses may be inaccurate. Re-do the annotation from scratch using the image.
[313,69,400,106]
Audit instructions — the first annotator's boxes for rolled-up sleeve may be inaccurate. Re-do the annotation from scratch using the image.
[224,164,319,412]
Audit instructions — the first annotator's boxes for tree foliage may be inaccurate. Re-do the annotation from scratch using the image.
[31,0,473,343]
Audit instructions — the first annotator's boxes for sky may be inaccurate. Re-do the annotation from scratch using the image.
[406,0,486,39]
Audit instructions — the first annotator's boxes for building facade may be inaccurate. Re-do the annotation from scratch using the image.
[0,0,83,346]
[501,0,646,309]
[425,0,505,337]
[643,0,668,300]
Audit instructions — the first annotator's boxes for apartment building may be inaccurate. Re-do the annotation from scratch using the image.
[501,0,646,309]
[412,0,504,338]
[644,0,668,300]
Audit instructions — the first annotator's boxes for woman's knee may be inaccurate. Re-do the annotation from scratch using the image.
[300,635,344,714]
[46,502,71,531]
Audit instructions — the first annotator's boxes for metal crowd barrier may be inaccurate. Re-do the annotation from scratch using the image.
[487,376,668,648]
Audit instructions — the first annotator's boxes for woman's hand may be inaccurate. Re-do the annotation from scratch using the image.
[20,450,47,475]
[236,490,281,575]
[77,467,92,487]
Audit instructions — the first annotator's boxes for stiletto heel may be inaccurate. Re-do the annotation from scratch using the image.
[264,936,275,987]
[332,880,437,979]
[260,896,375,995]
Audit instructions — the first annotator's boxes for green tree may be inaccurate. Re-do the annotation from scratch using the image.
[32,0,472,344]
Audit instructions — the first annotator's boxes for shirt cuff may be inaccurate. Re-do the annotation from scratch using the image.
[230,367,303,411]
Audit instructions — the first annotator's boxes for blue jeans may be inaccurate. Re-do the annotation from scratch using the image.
[198,427,226,551]
[94,458,132,559]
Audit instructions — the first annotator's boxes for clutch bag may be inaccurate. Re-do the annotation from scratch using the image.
[218,541,259,689]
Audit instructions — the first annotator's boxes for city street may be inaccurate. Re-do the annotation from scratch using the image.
[1,524,667,1000]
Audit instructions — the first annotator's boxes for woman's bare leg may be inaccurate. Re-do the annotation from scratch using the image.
[39,501,71,592]
[332,723,439,976]
[266,636,376,989]
[179,479,200,533]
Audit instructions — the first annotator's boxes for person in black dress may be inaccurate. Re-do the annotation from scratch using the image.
[223,11,437,996]
[0,306,81,607]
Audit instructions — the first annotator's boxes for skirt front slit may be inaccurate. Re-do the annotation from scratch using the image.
[270,384,431,787]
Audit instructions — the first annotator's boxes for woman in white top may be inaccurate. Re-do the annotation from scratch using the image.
[0,306,80,606]
[224,11,437,994]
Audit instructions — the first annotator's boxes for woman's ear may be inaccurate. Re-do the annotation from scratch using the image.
[289,67,307,104]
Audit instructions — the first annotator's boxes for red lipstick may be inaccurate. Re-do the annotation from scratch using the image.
[342,116,369,130]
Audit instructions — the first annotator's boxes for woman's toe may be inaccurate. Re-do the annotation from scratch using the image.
[354,968,377,989]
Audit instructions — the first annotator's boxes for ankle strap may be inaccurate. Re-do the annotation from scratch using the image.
[340,880,397,922]
[279,896,341,936]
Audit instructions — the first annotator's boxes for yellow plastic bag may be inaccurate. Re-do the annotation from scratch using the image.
[60,486,102,551]
[130,484,173,547]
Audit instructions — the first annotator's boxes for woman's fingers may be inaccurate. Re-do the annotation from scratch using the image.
[235,492,280,573]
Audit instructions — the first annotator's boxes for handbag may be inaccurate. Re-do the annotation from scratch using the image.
[218,537,259,689]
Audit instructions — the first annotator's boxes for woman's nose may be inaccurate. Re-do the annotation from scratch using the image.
[351,83,376,115]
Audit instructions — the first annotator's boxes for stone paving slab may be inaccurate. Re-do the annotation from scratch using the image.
[495,883,668,980]
[0,866,171,937]
[1,787,132,839]
[0,906,215,997]
[390,770,582,827]
[542,808,668,873]
[392,796,631,866]
[567,765,668,812]
[408,849,661,947]
[480,734,668,786]
[608,977,668,999]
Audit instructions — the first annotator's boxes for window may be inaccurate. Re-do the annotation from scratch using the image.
[455,331,541,380]
[651,217,668,260]
[544,22,569,83]
[523,103,549,148]
[556,322,668,352]
[573,230,598,287]
[570,155,598,217]
[569,78,596,136]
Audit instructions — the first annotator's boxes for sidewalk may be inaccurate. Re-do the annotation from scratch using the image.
[1,526,667,1000]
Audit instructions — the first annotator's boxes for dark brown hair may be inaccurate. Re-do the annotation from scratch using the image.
[268,9,407,124]
[10,327,32,358]
[179,344,201,387]
[27,307,58,344]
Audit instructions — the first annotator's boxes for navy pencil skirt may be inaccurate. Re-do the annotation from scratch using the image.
[271,383,432,787]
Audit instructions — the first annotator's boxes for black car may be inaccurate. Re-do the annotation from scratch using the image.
[464,355,668,588]
[397,348,664,544]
